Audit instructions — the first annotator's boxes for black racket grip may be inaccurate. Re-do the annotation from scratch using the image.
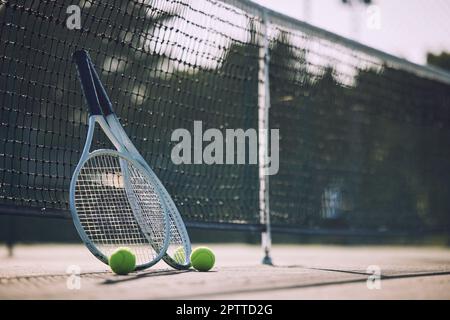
[73,50,102,116]
[89,59,115,116]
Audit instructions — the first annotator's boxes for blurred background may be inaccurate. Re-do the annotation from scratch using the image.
[255,0,450,67]
[1,0,450,254]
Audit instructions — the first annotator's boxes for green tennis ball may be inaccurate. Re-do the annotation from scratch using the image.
[109,247,136,275]
[173,246,187,264]
[190,247,215,272]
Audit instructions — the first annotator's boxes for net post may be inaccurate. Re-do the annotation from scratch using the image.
[258,9,273,266]
[6,215,16,258]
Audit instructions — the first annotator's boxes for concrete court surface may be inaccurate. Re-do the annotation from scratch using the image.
[0,244,449,299]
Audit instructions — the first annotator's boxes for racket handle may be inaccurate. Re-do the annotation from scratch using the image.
[73,50,102,116]
[88,59,115,116]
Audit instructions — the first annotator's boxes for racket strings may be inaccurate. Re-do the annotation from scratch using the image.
[74,153,166,265]
[167,219,188,265]
[106,118,191,267]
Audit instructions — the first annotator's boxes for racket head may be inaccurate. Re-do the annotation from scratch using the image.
[69,149,170,270]
[77,50,191,269]
[162,208,192,270]
[106,115,192,269]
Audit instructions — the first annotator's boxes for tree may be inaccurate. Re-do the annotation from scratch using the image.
[427,52,450,72]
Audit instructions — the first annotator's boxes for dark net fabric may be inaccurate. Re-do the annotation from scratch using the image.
[1,0,450,234]
[268,23,450,233]
[0,0,260,225]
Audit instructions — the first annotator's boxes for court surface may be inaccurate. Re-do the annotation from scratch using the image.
[1,244,449,299]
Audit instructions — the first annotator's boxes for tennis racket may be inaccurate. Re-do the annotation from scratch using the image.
[86,52,192,270]
[70,50,170,270]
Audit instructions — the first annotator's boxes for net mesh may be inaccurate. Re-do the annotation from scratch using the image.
[0,0,260,225]
[73,152,166,266]
[1,0,450,234]
[266,21,450,232]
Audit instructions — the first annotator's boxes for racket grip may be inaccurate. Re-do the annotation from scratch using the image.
[73,50,102,116]
[89,59,115,116]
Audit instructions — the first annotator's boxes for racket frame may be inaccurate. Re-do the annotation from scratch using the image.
[70,51,170,270]
[87,52,192,269]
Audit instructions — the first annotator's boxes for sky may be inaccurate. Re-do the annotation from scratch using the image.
[252,0,450,65]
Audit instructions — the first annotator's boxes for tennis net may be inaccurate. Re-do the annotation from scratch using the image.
[1,0,450,235]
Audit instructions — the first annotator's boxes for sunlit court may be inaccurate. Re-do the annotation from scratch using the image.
[1,0,450,301]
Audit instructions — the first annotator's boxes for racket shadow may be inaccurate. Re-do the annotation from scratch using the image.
[101,269,193,285]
